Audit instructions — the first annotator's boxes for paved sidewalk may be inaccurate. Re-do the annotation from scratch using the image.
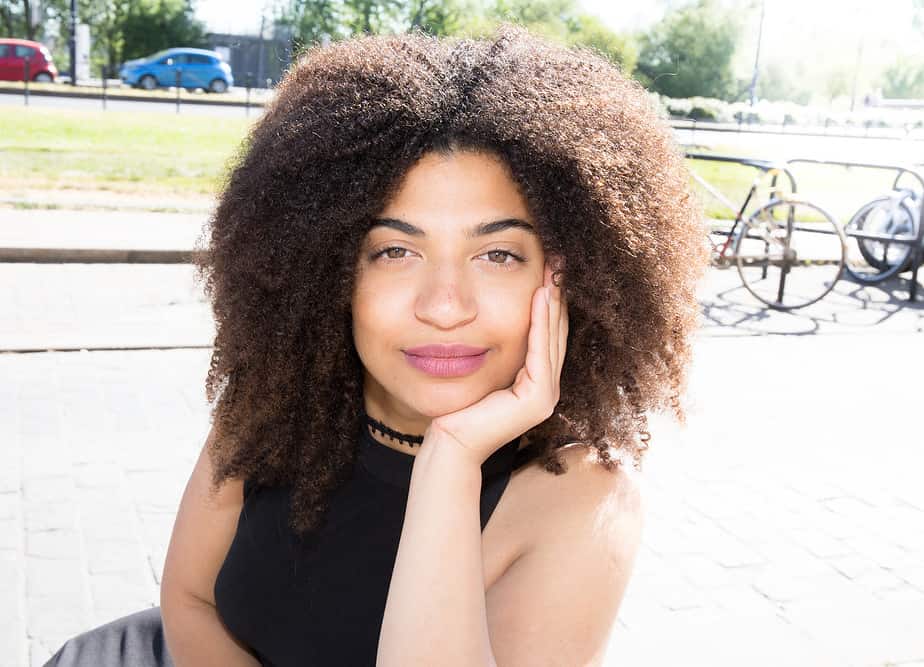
[3,335,922,667]
[1,207,923,666]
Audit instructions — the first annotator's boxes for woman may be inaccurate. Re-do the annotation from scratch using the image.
[47,24,707,667]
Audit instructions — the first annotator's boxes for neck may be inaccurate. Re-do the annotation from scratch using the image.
[362,387,433,454]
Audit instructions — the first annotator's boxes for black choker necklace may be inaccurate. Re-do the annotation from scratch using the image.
[362,412,425,448]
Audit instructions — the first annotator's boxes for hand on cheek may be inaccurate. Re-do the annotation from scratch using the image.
[425,256,568,467]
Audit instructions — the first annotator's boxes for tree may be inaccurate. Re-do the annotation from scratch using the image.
[120,0,208,63]
[881,57,924,99]
[565,12,637,74]
[483,0,637,71]
[406,0,464,36]
[342,0,403,35]
[282,0,343,49]
[0,0,43,40]
[635,0,741,100]
[41,0,207,76]
[758,62,810,105]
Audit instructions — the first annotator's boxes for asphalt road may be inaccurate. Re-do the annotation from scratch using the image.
[0,88,263,118]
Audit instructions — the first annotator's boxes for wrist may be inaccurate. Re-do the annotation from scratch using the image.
[415,430,484,485]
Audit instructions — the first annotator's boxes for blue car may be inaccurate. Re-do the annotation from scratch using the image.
[120,48,233,93]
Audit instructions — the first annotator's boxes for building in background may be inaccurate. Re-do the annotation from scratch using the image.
[206,23,292,88]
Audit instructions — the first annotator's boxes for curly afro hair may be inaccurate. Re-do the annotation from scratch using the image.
[194,24,709,536]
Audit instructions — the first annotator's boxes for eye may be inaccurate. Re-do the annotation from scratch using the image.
[478,249,526,269]
[370,246,415,262]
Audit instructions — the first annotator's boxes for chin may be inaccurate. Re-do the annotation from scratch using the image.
[404,384,489,418]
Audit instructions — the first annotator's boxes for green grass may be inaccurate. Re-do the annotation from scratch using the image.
[686,148,903,224]
[0,106,253,196]
[0,108,903,217]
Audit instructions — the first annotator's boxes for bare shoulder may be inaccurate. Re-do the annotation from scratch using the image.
[485,445,646,665]
[511,443,645,553]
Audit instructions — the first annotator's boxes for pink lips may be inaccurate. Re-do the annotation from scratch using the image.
[403,344,489,378]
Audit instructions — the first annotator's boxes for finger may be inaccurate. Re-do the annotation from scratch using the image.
[525,282,550,387]
[548,275,561,377]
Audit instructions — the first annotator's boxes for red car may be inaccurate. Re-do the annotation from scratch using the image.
[0,38,58,82]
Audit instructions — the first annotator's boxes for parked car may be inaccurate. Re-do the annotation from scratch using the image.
[0,38,57,82]
[119,47,233,93]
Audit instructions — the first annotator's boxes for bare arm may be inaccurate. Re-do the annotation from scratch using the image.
[160,426,261,667]
[377,438,644,667]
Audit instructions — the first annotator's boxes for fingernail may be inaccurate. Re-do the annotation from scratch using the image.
[545,287,551,304]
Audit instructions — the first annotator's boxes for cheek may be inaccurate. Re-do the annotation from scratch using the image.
[481,287,534,349]
[351,280,400,357]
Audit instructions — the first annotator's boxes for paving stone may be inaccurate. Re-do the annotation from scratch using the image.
[842,535,920,571]
[26,591,90,638]
[826,553,883,580]
[21,477,75,505]
[787,527,854,559]
[782,598,924,666]
[0,518,21,551]
[74,462,123,489]
[851,567,916,597]
[25,530,81,560]
[752,567,856,604]
[23,503,76,533]
[89,570,156,615]
[0,617,26,667]
[86,540,147,574]
[0,493,19,521]
[25,559,85,598]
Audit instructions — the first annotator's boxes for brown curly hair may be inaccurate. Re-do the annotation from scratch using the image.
[193,24,709,536]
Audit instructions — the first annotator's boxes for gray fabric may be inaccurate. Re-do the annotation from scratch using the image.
[45,607,175,667]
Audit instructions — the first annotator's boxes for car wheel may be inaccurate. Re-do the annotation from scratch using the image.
[208,78,228,94]
[139,75,157,91]
[33,72,53,83]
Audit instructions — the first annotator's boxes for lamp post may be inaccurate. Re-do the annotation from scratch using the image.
[68,0,77,85]
[748,0,765,107]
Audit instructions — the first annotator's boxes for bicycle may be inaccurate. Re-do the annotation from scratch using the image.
[686,152,846,310]
[843,186,923,285]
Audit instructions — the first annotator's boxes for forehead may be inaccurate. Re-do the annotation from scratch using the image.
[374,150,532,233]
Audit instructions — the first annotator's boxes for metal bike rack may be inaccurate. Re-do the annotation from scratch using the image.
[685,152,799,201]
[786,158,924,302]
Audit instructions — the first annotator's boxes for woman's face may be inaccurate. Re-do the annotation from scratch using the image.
[352,149,549,438]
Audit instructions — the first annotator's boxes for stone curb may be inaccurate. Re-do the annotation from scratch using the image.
[0,248,198,263]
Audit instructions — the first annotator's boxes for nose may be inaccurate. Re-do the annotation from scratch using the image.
[414,264,477,330]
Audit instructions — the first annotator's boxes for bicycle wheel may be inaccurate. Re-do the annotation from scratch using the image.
[734,198,845,310]
[843,196,918,285]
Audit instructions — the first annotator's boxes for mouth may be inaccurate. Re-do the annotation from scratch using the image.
[402,349,488,378]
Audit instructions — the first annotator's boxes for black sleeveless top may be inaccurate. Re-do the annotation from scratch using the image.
[214,425,537,666]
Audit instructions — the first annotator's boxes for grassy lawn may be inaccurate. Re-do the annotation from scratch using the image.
[0,106,901,221]
[686,148,902,223]
[0,106,253,197]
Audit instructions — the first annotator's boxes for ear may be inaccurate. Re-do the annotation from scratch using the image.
[546,253,565,286]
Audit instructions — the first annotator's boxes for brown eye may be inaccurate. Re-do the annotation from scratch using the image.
[385,248,407,259]
[487,250,510,263]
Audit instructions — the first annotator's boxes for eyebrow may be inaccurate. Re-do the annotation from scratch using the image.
[368,217,537,239]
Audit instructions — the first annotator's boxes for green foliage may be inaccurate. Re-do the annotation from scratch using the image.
[38,0,207,75]
[406,0,465,36]
[121,0,208,61]
[635,0,740,101]
[563,12,636,72]
[341,0,404,34]
[757,62,810,105]
[280,0,636,71]
[0,0,36,40]
[881,57,924,98]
